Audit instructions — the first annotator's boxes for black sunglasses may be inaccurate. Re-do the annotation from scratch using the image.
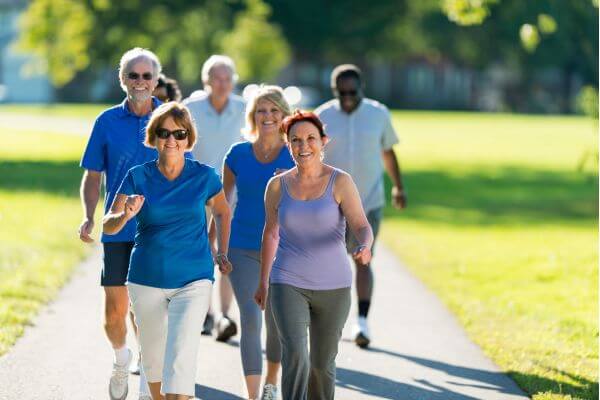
[127,72,153,81]
[337,89,359,97]
[155,128,189,140]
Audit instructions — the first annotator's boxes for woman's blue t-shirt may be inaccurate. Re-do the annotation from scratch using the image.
[224,141,295,250]
[117,159,222,289]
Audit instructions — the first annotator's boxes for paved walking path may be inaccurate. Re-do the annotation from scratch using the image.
[0,243,528,399]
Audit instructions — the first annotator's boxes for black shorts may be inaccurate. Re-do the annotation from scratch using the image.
[345,207,383,255]
[101,242,134,286]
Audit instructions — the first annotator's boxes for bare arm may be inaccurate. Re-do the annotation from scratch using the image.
[254,177,282,310]
[207,189,232,274]
[222,164,236,205]
[335,172,374,265]
[382,148,407,209]
[78,170,102,243]
[210,164,236,257]
[102,194,144,235]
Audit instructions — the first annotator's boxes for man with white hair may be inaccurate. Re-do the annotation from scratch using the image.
[185,55,245,342]
[79,47,162,400]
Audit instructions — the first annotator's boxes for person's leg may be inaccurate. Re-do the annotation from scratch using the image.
[270,284,311,400]
[262,298,281,398]
[308,288,351,400]
[102,242,135,352]
[102,242,135,400]
[148,382,164,400]
[164,394,190,400]
[227,248,263,399]
[162,279,211,397]
[346,208,382,348]
[264,293,281,381]
[104,286,130,349]
[215,274,238,342]
[128,283,168,400]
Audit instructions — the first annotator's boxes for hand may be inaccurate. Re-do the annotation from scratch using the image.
[124,195,145,220]
[254,283,269,310]
[391,186,407,210]
[352,244,372,265]
[78,218,95,243]
[215,253,232,275]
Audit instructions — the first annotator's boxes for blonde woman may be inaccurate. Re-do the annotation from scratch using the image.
[222,86,294,400]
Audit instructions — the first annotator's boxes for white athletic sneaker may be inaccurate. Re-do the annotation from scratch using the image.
[109,348,132,400]
[353,316,371,349]
[260,383,278,400]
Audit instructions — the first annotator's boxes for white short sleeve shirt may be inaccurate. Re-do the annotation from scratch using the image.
[185,93,246,174]
[315,98,399,212]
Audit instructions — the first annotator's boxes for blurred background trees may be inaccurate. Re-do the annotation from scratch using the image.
[6,0,599,112]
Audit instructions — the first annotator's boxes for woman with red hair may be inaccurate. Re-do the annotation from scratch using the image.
[255,110,373,399]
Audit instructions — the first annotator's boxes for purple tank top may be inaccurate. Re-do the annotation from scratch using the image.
[270,169,352,290]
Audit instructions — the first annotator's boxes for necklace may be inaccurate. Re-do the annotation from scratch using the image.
[254,142,281,160]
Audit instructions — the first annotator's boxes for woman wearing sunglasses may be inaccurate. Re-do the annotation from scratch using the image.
[103,102,232,400]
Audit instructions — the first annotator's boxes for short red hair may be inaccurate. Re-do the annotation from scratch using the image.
[282,110,326,139]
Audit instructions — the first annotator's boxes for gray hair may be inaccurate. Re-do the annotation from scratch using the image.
[118,47,162,92]
[201,55,238,85]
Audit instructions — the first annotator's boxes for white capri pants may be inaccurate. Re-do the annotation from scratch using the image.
[128,279,212,396]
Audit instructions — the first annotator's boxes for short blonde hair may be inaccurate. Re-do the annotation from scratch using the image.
[145,102,197,150]
[243,85,291,141]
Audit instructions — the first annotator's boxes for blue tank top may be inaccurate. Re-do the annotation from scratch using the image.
[271,169,352,290]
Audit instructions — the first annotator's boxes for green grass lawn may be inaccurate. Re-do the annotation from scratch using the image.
[0,103,109,119]
[0,130,95,355]
[382,111,598,400]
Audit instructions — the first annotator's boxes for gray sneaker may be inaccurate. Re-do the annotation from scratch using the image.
[109,349,132,400]
[261,383,278,400]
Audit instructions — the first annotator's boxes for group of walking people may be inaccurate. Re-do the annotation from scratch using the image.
[78,47,406,400]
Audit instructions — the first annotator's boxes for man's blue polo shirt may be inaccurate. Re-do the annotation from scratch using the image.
[80,97,161,243]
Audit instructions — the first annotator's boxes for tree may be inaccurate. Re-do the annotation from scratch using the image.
[16,0,289,87]
[17,0,92,86]
[220,0,290,82]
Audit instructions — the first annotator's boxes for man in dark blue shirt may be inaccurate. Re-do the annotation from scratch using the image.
[79,47,162,400]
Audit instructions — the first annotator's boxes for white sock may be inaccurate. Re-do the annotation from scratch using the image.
[139,363,150,395]
[114,346,130,366]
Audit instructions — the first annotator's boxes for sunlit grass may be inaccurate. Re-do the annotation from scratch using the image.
[382,111,598,399]
[0,130,94,355]
[0,103,109,120]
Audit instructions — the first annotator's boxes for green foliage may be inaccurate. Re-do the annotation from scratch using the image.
[576,86,599,119]
[16,0,92,86]
[220,0,290,82]
[520,23,541,52]
[383,111,598,399]
[442,0,499,25]
[537,14,557,34]
[16,0,290,86]
[0,129,91,356]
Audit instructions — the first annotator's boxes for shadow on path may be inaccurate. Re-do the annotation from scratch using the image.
[335,345,526,399]
[195,384,244,400]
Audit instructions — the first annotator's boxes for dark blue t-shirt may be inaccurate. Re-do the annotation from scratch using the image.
[117,159,222,289]
[80,98,161,243]
[224,141,295,250]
